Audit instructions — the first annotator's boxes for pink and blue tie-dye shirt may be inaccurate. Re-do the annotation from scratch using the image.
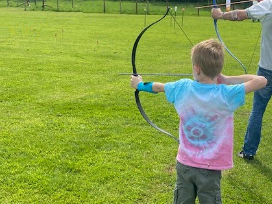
[165,79,245,170]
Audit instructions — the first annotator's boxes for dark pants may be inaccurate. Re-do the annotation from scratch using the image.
[173,162,222,204]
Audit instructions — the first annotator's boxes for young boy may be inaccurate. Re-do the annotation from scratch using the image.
[130,39,267,204]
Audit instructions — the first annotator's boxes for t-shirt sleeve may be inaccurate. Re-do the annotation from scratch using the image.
[164,79,191,103]
[246,0,272,20]
[224,84,246,111]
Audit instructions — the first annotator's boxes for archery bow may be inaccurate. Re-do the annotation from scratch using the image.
[213,0,248,74]
[131,8,179,143]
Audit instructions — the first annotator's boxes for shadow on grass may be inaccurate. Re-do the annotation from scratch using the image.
[225,158,272,203]
[248,158,272,181]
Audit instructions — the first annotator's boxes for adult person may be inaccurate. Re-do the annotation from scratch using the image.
[212,0,272,160]
[130,39,267,203]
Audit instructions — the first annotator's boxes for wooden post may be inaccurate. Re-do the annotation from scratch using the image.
[135,0,138,14]
[119,0,122,14]
[146,0,149,15]
[182,8,185,27]
[103,0,106,13]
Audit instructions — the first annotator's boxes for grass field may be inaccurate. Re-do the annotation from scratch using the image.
[0,6,272,204]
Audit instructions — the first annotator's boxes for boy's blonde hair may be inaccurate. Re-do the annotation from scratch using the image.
[191,39,224,79]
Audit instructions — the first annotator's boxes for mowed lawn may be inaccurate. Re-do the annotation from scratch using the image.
[0,7,271,203]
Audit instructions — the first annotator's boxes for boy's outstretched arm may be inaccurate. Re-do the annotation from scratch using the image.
[130,75,165,93]
[217,74,267,93]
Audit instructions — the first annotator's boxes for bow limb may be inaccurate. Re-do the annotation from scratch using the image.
[132,8,170,75]
[131,8,179,143]
[213,0,247,74]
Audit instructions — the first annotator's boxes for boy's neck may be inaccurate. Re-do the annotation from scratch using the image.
[193,65,218,84]
[195,75,217,84]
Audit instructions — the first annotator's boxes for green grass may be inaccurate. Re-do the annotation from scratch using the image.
[0,6,271,204]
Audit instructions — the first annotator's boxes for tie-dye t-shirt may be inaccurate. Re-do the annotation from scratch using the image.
[165,79,245,170]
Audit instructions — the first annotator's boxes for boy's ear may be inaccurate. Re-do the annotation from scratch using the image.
[193,65,201,75]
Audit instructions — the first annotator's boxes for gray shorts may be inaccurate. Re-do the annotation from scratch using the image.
[173,162,222,204]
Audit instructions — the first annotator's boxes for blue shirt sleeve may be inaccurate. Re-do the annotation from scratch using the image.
[223,84,246,111]
[164,79,192,103]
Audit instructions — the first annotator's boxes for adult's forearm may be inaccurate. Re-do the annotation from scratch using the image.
[212,8,249,21]
[222,10,248,21]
